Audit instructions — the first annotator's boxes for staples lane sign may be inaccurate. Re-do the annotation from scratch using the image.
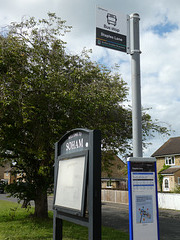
[96,6,129,53]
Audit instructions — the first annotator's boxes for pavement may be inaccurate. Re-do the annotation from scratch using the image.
[101,202,180,240]
[1,194,180,239]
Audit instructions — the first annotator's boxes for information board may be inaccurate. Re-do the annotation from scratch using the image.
[53,128,101,240]
[128,158,160,240]
[54,153,88,216]
[96,6,129,53]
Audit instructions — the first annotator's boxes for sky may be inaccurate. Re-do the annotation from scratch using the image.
[1,0,180,157]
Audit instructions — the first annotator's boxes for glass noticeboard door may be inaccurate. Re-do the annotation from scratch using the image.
[54,152,88,216]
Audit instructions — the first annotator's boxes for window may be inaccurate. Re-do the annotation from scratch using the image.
[165,179,169,189]
[165,156,175,165]
[178,177,180,185]
[107,180,112,188]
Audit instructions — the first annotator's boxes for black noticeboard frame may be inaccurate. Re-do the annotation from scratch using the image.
[53,128,101,240]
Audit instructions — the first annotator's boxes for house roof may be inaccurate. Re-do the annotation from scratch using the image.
[160,166,180,175]
[152,137,180,157]
[101,155,127,179]
[4,167,12,172]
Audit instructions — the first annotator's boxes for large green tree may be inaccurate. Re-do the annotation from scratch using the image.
[0,13,169,218]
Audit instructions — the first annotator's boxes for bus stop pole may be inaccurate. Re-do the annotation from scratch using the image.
[130,13,143,158]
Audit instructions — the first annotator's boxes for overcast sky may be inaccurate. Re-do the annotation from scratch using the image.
[1,0,180,157]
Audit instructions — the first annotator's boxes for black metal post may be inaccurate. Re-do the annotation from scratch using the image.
[53,142,63,240]
[88,130,101,239]
[53,211,62,240]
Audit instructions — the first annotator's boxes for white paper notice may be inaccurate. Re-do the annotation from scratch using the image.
[55,156,85,211]
[131,172,158,240]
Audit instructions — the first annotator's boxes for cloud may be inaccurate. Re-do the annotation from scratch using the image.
[1,0,180,156]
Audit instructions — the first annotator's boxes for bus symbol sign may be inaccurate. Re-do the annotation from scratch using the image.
[107,13,117,26]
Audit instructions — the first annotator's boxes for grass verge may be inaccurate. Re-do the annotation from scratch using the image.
[0,200,129,240]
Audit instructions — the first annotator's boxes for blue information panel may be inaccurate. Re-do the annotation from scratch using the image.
[128,157,160,240]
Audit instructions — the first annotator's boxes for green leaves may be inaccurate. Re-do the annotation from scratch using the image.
[0,13,170,216]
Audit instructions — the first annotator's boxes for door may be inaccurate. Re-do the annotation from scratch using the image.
[163,177,170,192]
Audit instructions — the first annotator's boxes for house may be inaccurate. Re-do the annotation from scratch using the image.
[3,167,25,184]
[0,166,5,180]
[0,163,10,181]
[152,137,180,192]
[4,167,16,184]
[101,155,128,190]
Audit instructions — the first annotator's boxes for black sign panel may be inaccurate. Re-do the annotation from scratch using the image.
[96,27,127,52]
[130,162,155,173]
[60,131,89,156]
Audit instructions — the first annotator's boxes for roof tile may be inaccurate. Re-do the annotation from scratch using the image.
[152,137,180,157]
[160,166,180,175]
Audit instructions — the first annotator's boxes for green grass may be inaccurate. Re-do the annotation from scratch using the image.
[0,200,129,240]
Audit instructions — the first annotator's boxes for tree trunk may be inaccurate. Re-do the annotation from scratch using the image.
[34,189,48,218]
[21,199,30,209]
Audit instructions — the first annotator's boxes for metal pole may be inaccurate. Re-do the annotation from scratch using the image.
[53,142,63,240]
[88,130,101,240]
[130,13,142,157]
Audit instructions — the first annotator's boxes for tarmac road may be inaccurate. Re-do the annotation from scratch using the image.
[1,194,180,240]
[101,202,180,240]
